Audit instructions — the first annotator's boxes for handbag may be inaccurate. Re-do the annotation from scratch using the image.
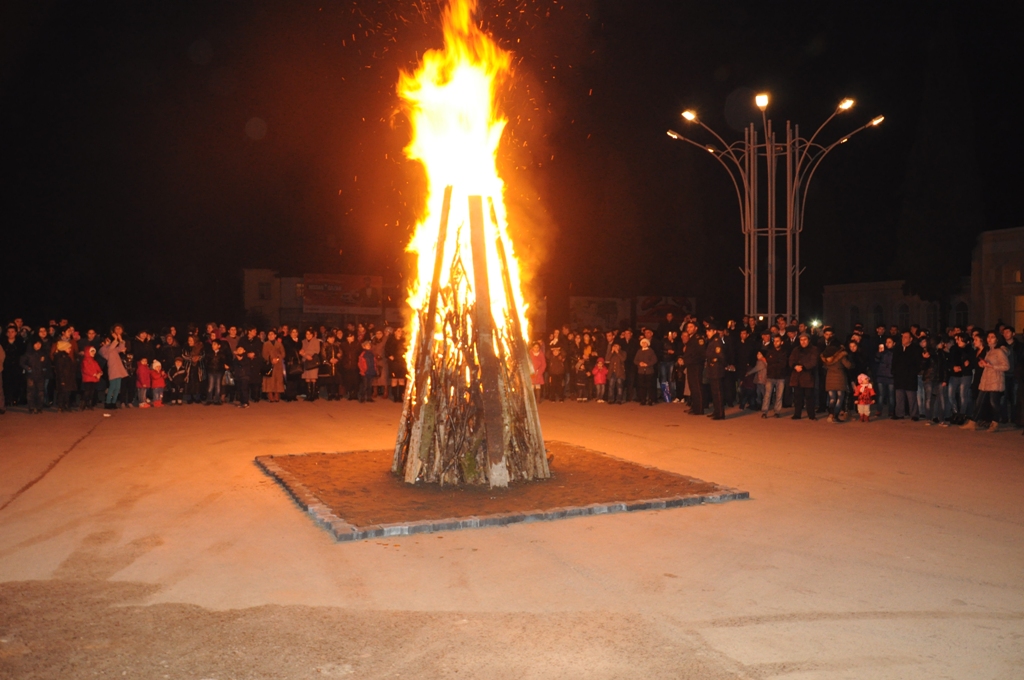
[222,370,235,387]
[261,362,275,378]
[286,358,303,377]
[302,357,320,371]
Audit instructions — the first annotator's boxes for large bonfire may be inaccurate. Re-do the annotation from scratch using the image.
[392,0,547,488]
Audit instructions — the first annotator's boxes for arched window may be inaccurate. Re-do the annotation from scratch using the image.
[873,305,884,329]
[926,303,938,332]
[897,304,911,330]
[850,305,861,329]
[954,302,969,328]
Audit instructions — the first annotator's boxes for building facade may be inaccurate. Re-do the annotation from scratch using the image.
[823,227,1024,336]
[971,226,1024,331]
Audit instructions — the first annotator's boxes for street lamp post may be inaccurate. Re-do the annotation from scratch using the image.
[667,95,882,321]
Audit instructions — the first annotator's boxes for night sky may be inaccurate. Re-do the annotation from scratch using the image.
[2,0,1021,329]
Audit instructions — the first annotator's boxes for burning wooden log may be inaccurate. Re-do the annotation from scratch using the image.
[392,191,548,488]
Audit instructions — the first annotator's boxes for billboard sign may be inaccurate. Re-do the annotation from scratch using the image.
[303,274,383,315]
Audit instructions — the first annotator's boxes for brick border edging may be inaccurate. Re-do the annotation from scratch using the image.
[255,448,749,543]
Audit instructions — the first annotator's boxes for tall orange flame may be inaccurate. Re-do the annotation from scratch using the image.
[398,0,529,371]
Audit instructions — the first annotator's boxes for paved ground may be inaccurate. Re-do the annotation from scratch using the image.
[0,400,1021,679]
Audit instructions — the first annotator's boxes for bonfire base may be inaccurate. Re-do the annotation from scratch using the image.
[256,441,748,541]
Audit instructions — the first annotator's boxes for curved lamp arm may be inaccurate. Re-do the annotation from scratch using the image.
[667,130,747,233]
[796,120,880,230]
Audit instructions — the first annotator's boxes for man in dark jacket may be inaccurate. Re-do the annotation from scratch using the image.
[891,330,922,420]
[704,325,727,420]
[204,339,230,405]
[683,321,706,415]
[947,333,972,424]
[788,333,819,420]
[20,338,48,414]
[2,325,25,409]
[340,332,361,400]
[761,335,790,417]
[620,329,639,403]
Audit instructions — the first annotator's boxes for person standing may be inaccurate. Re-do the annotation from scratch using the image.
[704,325,727,419]
[357,339,377,402]
[53,340,78,412]
[963,331,1009,432]
[204,339,229,405]
[385,328,408,402]
[80,346,103,409]
[20,338,48,414]
[683,320,706,415]
[620,329,638,403]
[2,325,25,409]
[529,341,547,403]
[100,327,128,410]
[891,330,923,420]
[299,329,322,401]
[261,329,286,402]
[761,335,789,418]
[182,335,205,404]
[634,338,658,406]
[788,333,819,420]
[320,332,343,401]
[820,342,852,423]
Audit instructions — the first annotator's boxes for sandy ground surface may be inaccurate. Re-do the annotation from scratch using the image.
[0,400,1022,679]
[268,442,723,528]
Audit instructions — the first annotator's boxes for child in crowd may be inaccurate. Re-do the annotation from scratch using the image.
[357,339,376,403]
[853,373,876,423]
[81,346,103,410]
[167,357,187,405]
[592,357,608,403]
[136,357,152,408]
[150,360,166,407]
[672,356,687,403]
[529,342,546,403]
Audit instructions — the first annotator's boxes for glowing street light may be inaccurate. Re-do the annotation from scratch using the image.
[666,91,884,321]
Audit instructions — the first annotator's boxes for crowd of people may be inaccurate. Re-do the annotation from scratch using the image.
[0,319,409,413]
[2,312,1022,435]
[527,312,1024,432]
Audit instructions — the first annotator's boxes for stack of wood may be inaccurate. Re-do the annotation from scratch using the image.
[392,187,548,488]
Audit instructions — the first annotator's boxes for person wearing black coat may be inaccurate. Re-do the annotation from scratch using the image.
[204,339,230,405]
[788,334,819,420]
[19,339,48,413]
[241,327,264,403]
[2,325,25,408]
[761,335,790,417]
[704,326,727,420]
[683,321,706,415]
[230,345,258,408]
[620,329,639,403]
[320,334,344,401]
[52,342,78,412]
[891,331,922,420]
[340,332,362,400]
